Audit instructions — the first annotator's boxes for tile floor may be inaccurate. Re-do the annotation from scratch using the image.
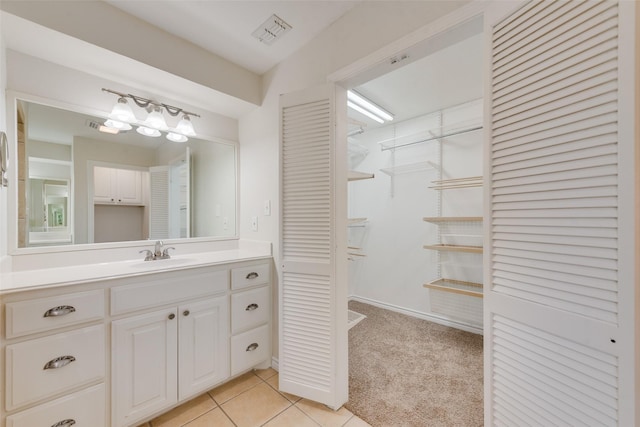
[138,368,371,427]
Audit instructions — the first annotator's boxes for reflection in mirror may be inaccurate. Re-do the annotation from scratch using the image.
[17,99,237,248]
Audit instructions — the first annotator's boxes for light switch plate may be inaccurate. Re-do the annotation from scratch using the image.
[264,200,271,216]
[251,216,258,231]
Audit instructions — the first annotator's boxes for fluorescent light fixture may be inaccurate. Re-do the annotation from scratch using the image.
[347,90,394,122]
[98,125,120,135]
[347,101,384,124]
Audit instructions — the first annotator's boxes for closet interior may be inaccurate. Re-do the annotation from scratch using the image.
[345,24,484,333]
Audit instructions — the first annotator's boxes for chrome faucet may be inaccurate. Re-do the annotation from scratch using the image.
[154,240,163,259]
[140,240,175,261]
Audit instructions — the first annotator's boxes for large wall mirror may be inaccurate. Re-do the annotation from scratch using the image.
[16,98,237,248]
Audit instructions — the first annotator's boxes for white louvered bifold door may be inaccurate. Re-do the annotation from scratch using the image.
[485,1,638,426]
[149,166,170,239]
[279,84,349,409]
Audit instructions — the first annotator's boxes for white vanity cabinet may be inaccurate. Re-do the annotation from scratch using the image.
[0,257,272,427]
[111,296,229,427]
[110,266,230,427]
[3,290,107,427]
[94,166,144,205]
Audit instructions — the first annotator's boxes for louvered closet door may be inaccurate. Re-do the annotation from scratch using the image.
[485,1,637,426]
[279,84,348,409]
[149,166,170,239]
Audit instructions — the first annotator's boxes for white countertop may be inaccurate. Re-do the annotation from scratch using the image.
[0,249,272,294]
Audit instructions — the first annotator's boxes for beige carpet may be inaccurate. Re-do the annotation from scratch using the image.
[345,301,483,427]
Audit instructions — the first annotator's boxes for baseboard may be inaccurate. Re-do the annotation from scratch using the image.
[349,295,483,335]
[271,357,279,372]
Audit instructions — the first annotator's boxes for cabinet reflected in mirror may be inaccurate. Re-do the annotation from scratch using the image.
[17,98,237,248]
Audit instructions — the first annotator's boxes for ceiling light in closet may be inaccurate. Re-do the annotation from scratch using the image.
[347,90,394,123]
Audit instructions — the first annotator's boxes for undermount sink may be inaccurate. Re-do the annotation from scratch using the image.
[128,258,195,268]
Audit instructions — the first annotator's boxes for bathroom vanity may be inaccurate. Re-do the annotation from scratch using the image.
[0,250,272,427]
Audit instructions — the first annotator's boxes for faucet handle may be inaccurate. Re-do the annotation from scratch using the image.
[139,249,154,261]
[161,247,175,259]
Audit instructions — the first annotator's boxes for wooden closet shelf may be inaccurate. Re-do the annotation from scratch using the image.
[429,176,482,190]
[348,217,368,226]
[424,278,483,298]
[423,244,483,254]
[423,216,482,223]
[348,171,375,181]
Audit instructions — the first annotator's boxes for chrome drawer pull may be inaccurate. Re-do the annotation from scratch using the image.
[246,272,259,280]
[51,419,76,427]
[246,342,259,352]
[44,305,76,317]
[43,355,76,370]
[245,303,259,311]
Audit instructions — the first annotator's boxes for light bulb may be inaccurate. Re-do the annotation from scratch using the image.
[175,115,196,136]
[167,132,188,143]
[104,119,132,131]
[110,97,136,123]
[136,126,161,137]
[144,106,168,130]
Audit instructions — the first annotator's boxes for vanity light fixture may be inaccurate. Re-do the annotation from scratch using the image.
[347,90,394,123]
[102,88,200,142]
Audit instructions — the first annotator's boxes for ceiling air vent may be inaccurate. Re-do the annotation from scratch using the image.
[251,14,292,46]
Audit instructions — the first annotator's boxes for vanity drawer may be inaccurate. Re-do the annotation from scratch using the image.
[6,383,105,427]
[231,286,270,333]
[5,324,105,410]
[231,324,270,375]
[231,263,270,290]
[5,290,105,339]
[111,268,228,315]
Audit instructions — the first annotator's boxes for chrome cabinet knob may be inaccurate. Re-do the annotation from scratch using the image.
[168,313,176,320]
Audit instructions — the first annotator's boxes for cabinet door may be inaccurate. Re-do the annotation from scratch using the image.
[93,166,116,203]
[116,169,143,205]
[178,295,229,400]
[112,309,178,427]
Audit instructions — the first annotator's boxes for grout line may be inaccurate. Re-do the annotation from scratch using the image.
[216,403,239,427]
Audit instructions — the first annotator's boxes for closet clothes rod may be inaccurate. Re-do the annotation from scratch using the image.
[380,125,483,152]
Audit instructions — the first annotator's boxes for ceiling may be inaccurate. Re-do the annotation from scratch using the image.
[104,0,361,75]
